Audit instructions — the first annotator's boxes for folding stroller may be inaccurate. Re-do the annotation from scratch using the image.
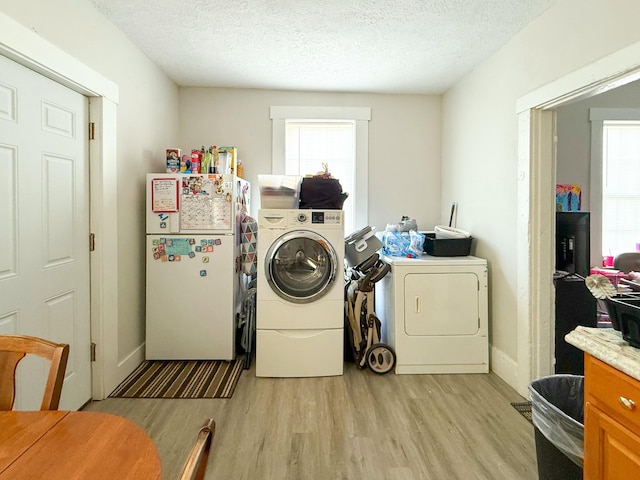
[344,253,396,374]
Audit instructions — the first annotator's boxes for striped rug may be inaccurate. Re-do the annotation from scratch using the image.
[109,359,243,399]
[511,401,533,425]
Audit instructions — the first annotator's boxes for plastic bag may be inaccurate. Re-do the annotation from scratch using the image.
[299,174,348,209]
[529,374,584,467]
[385,216,418,232]
[381,230,425,258]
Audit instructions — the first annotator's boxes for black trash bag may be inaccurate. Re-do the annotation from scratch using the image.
[529,374,584,480]
[299,177,348,209]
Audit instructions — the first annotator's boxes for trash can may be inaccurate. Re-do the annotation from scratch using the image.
[528,375,584,480]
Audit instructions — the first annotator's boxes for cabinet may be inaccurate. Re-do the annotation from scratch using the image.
[584,354,640,479]
[375,255,488,374]
[554,274,596,374]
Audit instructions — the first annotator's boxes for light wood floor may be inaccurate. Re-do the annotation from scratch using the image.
[83,361,537,480]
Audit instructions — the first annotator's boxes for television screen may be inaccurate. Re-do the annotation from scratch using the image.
[556,212,590,276]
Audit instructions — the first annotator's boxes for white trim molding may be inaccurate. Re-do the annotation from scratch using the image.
[517,40,640,113]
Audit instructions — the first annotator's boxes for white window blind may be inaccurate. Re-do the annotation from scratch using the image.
[285,121,356,234]
[602,121,640,256]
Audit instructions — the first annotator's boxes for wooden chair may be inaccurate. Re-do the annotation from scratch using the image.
[0,334,69,411]
[178,418,216,480]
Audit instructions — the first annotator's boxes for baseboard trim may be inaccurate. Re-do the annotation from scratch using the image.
[105,343,145,397]
[490,346,522,395]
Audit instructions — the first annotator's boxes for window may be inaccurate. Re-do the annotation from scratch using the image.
[602,122,640,256]
[271,106,371,236]
[285,121,355,233]
[590,108,640,259]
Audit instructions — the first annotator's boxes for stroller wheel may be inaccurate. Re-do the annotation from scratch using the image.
[365,343,396,374]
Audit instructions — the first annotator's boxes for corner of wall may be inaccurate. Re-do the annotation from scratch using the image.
[490,345,524,396]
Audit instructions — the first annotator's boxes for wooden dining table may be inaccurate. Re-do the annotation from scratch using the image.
[0,410,161,479]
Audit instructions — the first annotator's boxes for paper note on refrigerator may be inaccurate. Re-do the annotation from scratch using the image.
[151,178,179,212]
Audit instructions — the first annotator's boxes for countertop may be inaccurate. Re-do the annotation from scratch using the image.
[565,326,640,381]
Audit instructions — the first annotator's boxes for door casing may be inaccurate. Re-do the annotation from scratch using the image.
[0,12,120,399]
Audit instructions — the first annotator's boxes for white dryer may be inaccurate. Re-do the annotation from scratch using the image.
[375,254,489,374]
[256,209,344,377]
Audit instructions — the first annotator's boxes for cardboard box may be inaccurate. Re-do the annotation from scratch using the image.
[217,146,237,174]
[166,148,181,173]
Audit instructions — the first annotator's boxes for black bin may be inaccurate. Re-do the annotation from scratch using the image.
[528,375,584,480]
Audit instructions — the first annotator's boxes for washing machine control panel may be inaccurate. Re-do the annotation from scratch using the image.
[289,210,342,226]
[312,211,342,225]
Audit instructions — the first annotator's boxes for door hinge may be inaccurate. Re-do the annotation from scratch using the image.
[89,122,95,140]
[89,233,95,252]
[91,342,96,362]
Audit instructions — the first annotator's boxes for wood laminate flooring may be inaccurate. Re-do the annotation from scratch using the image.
[83,362,538,480]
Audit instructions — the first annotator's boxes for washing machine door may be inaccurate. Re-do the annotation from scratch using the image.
[265,230,339,304]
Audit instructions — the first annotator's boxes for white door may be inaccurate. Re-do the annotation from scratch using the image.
[0,55,92,410]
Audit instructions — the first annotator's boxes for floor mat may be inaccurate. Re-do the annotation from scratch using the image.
[109,359,243,399]
[511,401,533,425]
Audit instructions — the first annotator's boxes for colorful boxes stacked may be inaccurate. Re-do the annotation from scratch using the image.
[166,146,238,174]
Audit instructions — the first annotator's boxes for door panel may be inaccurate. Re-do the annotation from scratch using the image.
[404,272,479,336]
[0,55,91,410]
[585,402,640,479]
[146,234,236,360]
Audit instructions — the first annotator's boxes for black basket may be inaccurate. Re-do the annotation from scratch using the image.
[604,296,640,347]
[423,233,472,257]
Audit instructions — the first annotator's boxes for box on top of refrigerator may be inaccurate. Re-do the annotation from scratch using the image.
[166,148,181,173]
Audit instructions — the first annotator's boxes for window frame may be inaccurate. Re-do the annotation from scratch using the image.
[590,107,640,259]
[270,106,371,227]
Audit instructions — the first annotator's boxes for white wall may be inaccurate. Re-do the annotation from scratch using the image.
[443,0,640,386]
[0,0,179,383]
[557,79,640,265]
[179,88,442,233]
[557,80,640,208]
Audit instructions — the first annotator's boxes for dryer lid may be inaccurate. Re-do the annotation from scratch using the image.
[265,230,338,304]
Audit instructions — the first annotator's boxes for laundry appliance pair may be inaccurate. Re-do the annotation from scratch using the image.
[256,209,344,377]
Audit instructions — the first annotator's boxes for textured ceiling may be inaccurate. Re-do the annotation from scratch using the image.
[88,0,556,94]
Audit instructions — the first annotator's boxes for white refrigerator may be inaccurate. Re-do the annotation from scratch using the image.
[145,173,250,360]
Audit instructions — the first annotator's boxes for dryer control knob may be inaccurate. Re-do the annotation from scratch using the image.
[297,212,307,223]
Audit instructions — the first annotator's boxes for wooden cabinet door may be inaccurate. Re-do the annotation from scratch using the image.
[585,402,640,479]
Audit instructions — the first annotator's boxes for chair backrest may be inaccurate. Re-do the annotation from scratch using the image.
[178,418,216,480]
[0,335,69,411]
[614,252,640,273]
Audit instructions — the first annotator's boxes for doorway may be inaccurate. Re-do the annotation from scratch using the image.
[516,47,640,396]
[0,15,120,400]
[0,54,91,410]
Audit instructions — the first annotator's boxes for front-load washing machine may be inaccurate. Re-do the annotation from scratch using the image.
[256,209,344,377]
